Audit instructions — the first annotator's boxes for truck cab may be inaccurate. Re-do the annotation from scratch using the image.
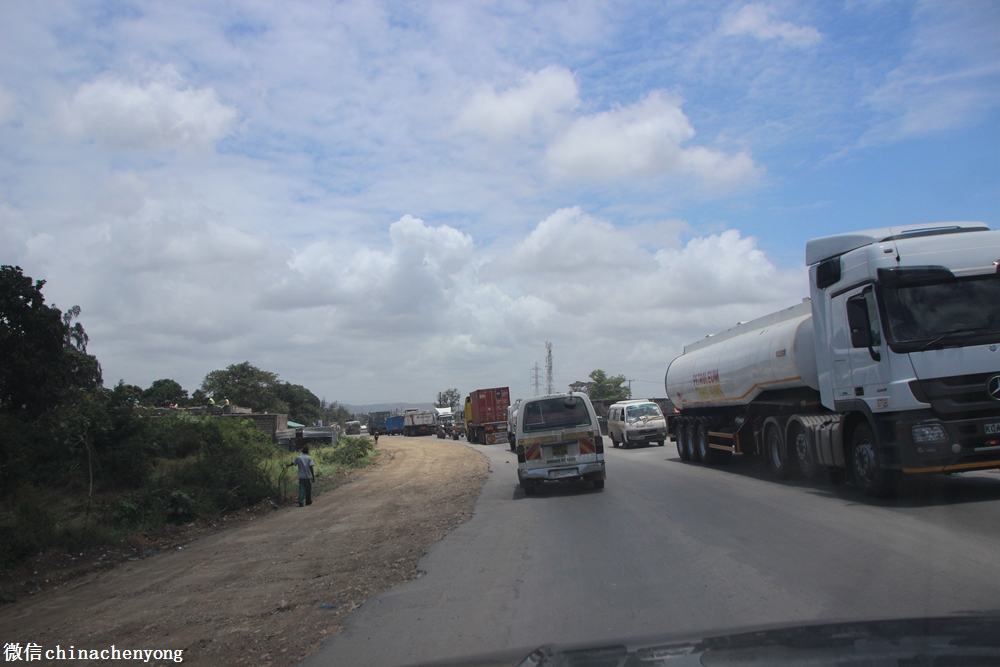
[808,222,1000,493]
[514,392,606,494]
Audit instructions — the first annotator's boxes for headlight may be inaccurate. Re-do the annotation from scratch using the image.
[912,423,947,443]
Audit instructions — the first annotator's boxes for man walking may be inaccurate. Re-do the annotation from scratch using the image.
[287,446,315,507]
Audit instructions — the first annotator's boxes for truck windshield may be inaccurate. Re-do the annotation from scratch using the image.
[522,397,592,433]
[626,404,662,421]
[880,274,1000,347]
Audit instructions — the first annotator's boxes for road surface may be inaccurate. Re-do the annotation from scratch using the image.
[302,437,1000,667]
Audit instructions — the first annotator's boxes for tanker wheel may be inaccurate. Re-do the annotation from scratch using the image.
[676,421,690,461]
[790,423,820,478]
[696,420,714,464]
[685,420,700,462]
[850,422,897,498]
[766,424,794,479]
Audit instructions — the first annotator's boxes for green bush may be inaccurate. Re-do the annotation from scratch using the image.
[314,436,376,468]
[158,416,277,514]
[0,504,56,570]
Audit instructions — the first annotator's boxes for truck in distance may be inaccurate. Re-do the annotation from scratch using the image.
[464,387,511,445]
[402,408,437,437]
[665,222,1000,497]
[367,411,391,435]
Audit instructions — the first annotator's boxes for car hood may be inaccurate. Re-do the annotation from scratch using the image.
[401,614,1000,667]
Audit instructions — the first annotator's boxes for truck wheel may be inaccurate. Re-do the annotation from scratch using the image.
[658,440,665,447]
[789,423,820,478]
[696,420,714,464]
[685,420,700,462]
[851,422,897,498]
[766,424,794,479]
[676,421,690,461]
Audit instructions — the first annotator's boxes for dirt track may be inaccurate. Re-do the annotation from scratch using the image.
[0,437,488,666]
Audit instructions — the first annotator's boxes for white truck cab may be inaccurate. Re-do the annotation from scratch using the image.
[515,392,606,494]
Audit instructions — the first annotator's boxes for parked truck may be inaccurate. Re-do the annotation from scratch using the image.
[465,387,511,445]
[403,408,437,437]
[386,414,405,435]
[367,411,391,435]
[665,222,1000,497]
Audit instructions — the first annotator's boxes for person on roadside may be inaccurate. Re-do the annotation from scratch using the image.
[287,446,315,507]
[373,430,379,446]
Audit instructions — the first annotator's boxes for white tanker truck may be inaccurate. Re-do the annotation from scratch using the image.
[665,222,1000,497]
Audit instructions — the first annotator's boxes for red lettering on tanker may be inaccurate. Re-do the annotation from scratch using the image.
[692,369,720,387]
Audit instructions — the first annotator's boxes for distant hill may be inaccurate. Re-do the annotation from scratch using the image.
[340,402,436,415]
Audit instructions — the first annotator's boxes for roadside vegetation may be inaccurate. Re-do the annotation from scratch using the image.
[0,265,373,573]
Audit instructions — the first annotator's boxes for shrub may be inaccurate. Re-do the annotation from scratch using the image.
[314,436,376,468]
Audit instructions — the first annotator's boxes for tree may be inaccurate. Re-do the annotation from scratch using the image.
[274,382,322,425]
[569,370,630,401]
[0,265,102,417]
[436,388,461,410]
[323,401,353,427]
[201,362,283,413]
[143,379,189,407]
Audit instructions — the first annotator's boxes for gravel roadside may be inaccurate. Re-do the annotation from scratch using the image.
[0,437,489,667]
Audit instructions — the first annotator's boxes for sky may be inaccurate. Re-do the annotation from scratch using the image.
[1,1,998,405]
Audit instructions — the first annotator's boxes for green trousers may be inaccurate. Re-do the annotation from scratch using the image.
[298,478,313,506]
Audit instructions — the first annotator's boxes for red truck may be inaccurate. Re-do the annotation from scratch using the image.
[464,387,511,445]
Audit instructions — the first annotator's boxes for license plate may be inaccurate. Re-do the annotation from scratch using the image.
[552,444,567,457]
[551,468,576,478]
[985,423,1000,435]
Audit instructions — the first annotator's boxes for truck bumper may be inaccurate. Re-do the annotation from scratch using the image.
[888,411,1000,474]
[519,461,606,483]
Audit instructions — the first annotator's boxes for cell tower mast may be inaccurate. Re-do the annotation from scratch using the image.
[545,342,553,395]
[532,361,541,397]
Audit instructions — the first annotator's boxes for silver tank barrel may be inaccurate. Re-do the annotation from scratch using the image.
[665,300,819,411]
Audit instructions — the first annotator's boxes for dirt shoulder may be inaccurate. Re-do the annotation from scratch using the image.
[0,437,489,666]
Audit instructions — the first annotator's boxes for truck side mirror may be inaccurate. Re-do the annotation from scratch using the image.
[846,298,873,348]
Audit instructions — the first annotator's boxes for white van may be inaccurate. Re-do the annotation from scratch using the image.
[607,400,667,448]
[514,392,606,494]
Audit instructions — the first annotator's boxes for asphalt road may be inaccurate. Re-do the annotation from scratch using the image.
[301,437,1000,667]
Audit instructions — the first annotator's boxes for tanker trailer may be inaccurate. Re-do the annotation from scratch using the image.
[666,222,1000,497]
[665,300,821,470]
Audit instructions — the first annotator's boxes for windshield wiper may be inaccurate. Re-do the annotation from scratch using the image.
[918,327,991,349]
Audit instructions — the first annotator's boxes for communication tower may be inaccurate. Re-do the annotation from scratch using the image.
[545,342,553,395]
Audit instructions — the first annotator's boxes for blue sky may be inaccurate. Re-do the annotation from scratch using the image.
[1,1,998,404]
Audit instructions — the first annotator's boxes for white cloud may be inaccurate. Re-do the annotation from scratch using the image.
[720,4,822,48]
[58,66,238,153]
[454,65,579,142]
[546,92,761,188]
[6,181,802,402]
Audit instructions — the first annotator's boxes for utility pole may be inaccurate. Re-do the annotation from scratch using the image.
[532,362,541,397]
[545,342,553,395]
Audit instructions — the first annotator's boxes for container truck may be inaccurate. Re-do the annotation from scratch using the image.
[665,222,1000,497]
[403,408,437,437]
[367,411,390,435]
[465,387,511,445]
[386,415,405,435]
